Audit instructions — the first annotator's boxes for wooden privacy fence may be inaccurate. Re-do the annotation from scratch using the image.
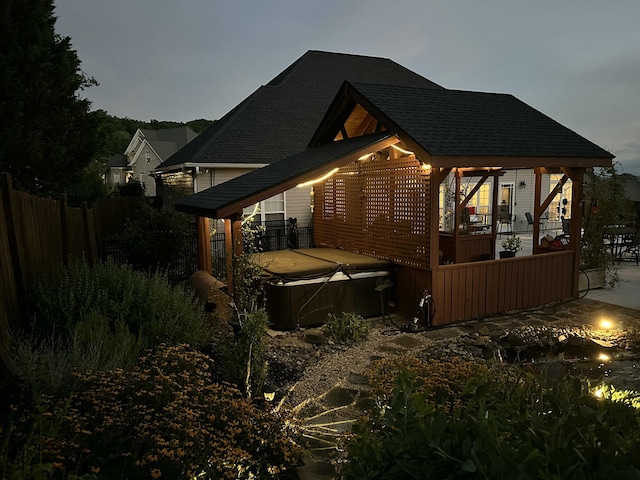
[433,251,576,325]
[0,173,141,375]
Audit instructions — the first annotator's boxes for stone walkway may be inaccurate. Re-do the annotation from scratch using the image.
[288,298,640,480]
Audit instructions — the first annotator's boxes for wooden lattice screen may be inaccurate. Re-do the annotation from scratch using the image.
[313,152,431,269]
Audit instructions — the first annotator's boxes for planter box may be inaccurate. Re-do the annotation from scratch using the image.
[579,267,606,291]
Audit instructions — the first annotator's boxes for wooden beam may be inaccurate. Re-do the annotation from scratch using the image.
[429,155,612,169]
[533,168,543,247]
[215,135,399,219]
[224,213,243,295]
[430,168,443,270]
[196,216,212,273]
[459,174,489,209]
[540,174,569,215]
[224,218,233,292]
[354,113,377,137]
[569,168,584,297]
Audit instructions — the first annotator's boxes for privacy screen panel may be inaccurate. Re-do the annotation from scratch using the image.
[313,152,430,269]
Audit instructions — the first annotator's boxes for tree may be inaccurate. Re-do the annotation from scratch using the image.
[0,0,98,197]
[581,163,634,286]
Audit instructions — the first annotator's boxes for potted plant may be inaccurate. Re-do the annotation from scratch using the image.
[499,234,522,258]
[580,164,633,289]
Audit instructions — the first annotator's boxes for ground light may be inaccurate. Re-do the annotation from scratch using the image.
[599,319,614,330]
[263,384,277,402]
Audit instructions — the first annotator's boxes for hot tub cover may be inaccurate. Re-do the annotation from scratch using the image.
[253,248,390,280]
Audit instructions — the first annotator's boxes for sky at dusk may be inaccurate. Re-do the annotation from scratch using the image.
[54,0,640,175]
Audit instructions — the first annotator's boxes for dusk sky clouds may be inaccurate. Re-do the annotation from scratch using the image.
[55,1,640,174]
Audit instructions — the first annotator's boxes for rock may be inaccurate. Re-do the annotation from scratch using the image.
[473,336,490,347]
[304,328,326,345]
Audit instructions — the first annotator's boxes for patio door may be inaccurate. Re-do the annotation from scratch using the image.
[500,183,515,217]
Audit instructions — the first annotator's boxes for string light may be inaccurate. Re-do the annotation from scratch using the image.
[297,168,340,187]
[391,144,414,156]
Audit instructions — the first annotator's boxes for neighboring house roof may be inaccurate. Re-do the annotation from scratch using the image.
[121,126,199,167]
[175,80,613,219]
[156,50,442,171]
[107,153,129,168]
[140,126,198,150]
[312,82,614,164]
[175,132,397,218]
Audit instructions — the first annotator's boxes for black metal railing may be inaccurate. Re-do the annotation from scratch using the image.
[102,224,313,283]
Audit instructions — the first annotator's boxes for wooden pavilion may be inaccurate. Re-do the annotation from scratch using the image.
[176,81,613,326]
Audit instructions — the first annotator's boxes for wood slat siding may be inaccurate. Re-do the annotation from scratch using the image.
[0,174,143,375]
[433,251,575,325]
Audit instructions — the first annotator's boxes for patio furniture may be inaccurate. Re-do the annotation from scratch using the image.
[497,211,514,236]
[604,226,637,262]
[622,228,640,265]
[525,212,545,234]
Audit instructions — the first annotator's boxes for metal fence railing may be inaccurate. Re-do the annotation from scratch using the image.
[103,224,313,284]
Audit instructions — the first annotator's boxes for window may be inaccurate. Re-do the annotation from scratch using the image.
[243,192,286,224]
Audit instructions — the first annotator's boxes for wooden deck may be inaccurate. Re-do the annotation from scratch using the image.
[432,250,576,325]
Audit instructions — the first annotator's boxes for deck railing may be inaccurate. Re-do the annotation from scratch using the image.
[432,250,576,325]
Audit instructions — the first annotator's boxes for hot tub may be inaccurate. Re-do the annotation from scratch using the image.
[253,248,391,329]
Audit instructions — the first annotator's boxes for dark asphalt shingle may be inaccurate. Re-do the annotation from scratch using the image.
[158,50,441,170]
[175,132,394,217]
[348,82,613,159]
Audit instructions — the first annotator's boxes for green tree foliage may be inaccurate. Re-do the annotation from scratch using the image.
[118,202,193,275]
[581,164,634,285]
[0,0,98,197]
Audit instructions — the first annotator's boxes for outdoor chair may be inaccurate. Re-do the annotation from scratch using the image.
[497,211,514,236]
[525,212,545,234]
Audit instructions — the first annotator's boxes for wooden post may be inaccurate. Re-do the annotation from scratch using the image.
[224,213,244,293]
[0,174,19,375]
[225,218,233,291]
[533,167,543,249]
[0,174,25,320]
[82,202,94,264]
[59,195,69,264]
[566,167,584,297]
[196,216,212,273]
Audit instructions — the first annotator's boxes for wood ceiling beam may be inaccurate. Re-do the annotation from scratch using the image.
[429,156,612,169]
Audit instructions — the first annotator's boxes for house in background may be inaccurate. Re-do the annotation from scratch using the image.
[153,50,443,226]
[106,126,198,196]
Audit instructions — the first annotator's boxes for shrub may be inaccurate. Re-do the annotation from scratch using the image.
[342,358,640,479]
[3,345,302,480]
[18,260,211,397]
[322,312,369,345]
[11,314,143,399]
[117,201,193,275]
[29,259,209,347]
[219,309,270,398]
[232,219,267,315]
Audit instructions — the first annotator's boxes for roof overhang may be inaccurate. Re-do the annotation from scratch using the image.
[423,154,613,170]
[175,132,398,219]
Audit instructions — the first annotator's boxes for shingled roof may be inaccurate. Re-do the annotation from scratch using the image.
[156,50,442,171]
[324,82,614,162]
[175,78,613,218]
[175,132,396,218]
